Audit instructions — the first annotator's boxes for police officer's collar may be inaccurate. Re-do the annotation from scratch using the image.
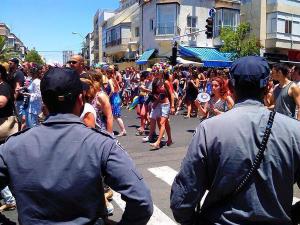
[43,113,85,125]
[233,99,264,109]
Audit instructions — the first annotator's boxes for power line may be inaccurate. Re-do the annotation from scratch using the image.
[37,50,79,53]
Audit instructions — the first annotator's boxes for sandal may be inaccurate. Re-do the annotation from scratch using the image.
[150,143,161,150]
[117,131,127,137]
[135,130,144,136]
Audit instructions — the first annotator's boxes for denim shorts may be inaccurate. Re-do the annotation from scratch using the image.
[150,103,170,119]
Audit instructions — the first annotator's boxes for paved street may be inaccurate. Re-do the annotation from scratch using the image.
[2,108,300,224]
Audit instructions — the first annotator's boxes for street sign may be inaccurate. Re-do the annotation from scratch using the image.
[209,8,216,18]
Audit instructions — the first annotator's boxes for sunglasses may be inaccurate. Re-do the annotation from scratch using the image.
[69,61,78,65]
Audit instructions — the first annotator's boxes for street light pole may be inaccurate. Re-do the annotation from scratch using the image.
[72,32,86,57]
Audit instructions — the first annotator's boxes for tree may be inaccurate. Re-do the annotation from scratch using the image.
[25,49,44,65]
[0,36,18,62]
[220,23,262,59]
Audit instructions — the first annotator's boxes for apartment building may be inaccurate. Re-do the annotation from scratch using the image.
[103,1,139,64]
[63,51,74,65]
[137,0,239,67]
[241,0,300,62]
[83,33,94,66]
[92,10,115,63]
[0,23,10,37]
[0,23,27,61]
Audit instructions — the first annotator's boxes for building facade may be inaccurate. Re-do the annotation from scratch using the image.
[63,51,74,65]
[103,1,139,64]
[92,10,115,64]
[83,33,94,66]
[139,0,240,63]
[241,0,300,61]
[0,23,27,61]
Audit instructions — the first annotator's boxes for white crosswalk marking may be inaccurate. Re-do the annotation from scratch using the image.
[148,166,178,186]
[293,197,300,204]
[111,166,300,225]
[148,166,209,206]
[112,191,177,225]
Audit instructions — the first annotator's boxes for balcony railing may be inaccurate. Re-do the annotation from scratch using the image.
[155,26,180,36]
[105,38,131,48]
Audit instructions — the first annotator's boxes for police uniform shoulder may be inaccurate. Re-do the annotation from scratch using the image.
[5,128,31,142]
[91,128,115,140]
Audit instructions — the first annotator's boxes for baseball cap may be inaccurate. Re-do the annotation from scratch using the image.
[230,56,270,88]
[9,58,19,65]
[41,67,89,102]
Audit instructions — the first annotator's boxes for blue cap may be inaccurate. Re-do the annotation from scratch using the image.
[230,56,270,88]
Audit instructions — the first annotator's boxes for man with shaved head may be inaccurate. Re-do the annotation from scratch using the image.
[68,54,88,78]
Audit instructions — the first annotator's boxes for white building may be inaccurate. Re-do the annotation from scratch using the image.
[137,0,240,66]
[63,51,74,65]
[83,33,94,67]
[92,10,115,64]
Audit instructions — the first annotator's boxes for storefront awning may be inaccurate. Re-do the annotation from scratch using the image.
[136,49,156,65]
[179,46,232,68]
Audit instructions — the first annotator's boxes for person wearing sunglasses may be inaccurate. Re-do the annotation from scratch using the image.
[68,55,88,78]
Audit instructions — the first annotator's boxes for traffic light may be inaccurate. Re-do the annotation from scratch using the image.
[205,17,213,39]
[170,41,178,66]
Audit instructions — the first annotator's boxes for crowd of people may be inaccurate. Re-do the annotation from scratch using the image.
[1,54,300,224]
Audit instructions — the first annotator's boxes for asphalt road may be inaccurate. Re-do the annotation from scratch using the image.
[1,108,300,224]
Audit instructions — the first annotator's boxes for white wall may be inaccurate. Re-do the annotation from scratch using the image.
[179,0,214,47]
[141,0,158,52]
[141,0,215,57]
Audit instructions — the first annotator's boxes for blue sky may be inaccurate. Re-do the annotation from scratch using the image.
[1,0,119,64]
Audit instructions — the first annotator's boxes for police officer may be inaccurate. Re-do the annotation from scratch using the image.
[170,56,300,225]
[0,67,153,225]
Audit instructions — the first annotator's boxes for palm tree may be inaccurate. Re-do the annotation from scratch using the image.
[0,36,17,62]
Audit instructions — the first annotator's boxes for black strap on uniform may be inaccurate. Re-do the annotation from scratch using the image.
[195,111,276,225]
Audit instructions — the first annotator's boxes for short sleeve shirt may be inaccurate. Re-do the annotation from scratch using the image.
[0,82,14,118]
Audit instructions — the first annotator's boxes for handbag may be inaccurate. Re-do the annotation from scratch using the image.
[195,111,276,225]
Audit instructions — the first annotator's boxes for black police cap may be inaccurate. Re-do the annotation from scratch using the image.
[41,67,88,102]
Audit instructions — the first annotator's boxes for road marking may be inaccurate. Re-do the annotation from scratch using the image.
[293,197,300,204]
[148,166,209,206]
[112,191,177,225]
[148,166,178,186]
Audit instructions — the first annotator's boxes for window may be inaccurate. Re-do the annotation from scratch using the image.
[213,8,240,37]
[285,20,292,34]
[271,18,277,33]
[156,3,178,35]
[135,27,140,37]
[150,19,154,31]
[187,16,197,28]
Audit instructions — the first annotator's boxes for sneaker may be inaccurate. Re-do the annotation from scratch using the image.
[142,136,150,142]
[0,203,16,212]
[143,135,157,143]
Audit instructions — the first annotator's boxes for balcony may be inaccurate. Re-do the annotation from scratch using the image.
[104,38,131,55]
[155,26,180,36]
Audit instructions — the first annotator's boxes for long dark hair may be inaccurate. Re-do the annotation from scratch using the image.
[0,65,8,82]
